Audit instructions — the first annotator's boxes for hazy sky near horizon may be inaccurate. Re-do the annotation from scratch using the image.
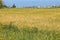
[3,0,60,7]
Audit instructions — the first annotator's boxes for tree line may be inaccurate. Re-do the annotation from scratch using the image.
[0,0,60,8]
[0,0,16,8]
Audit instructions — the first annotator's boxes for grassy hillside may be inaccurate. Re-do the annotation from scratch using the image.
[0,8,60,40]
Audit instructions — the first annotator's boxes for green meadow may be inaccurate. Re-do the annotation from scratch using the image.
[0,8,60,40]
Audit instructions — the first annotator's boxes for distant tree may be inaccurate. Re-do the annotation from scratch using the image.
[11,4,16,8]
[50,5,60,8]
[56,6,60,8]
[3,5,8,8]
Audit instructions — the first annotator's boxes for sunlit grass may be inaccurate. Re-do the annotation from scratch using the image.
[0,8,60,40]
[0,8,60,30]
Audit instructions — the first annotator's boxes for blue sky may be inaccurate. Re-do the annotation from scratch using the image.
[3,0,60,7]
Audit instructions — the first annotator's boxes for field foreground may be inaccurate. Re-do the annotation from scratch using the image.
[0,8,60,40]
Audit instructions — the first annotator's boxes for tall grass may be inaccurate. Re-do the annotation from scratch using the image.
[0,23,60,40]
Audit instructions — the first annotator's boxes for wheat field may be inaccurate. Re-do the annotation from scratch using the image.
[0,8,60,40]
[0,8,60,30]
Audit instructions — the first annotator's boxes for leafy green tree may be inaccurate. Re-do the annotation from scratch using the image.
[0,0,8,8]
[0,0,4,8]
